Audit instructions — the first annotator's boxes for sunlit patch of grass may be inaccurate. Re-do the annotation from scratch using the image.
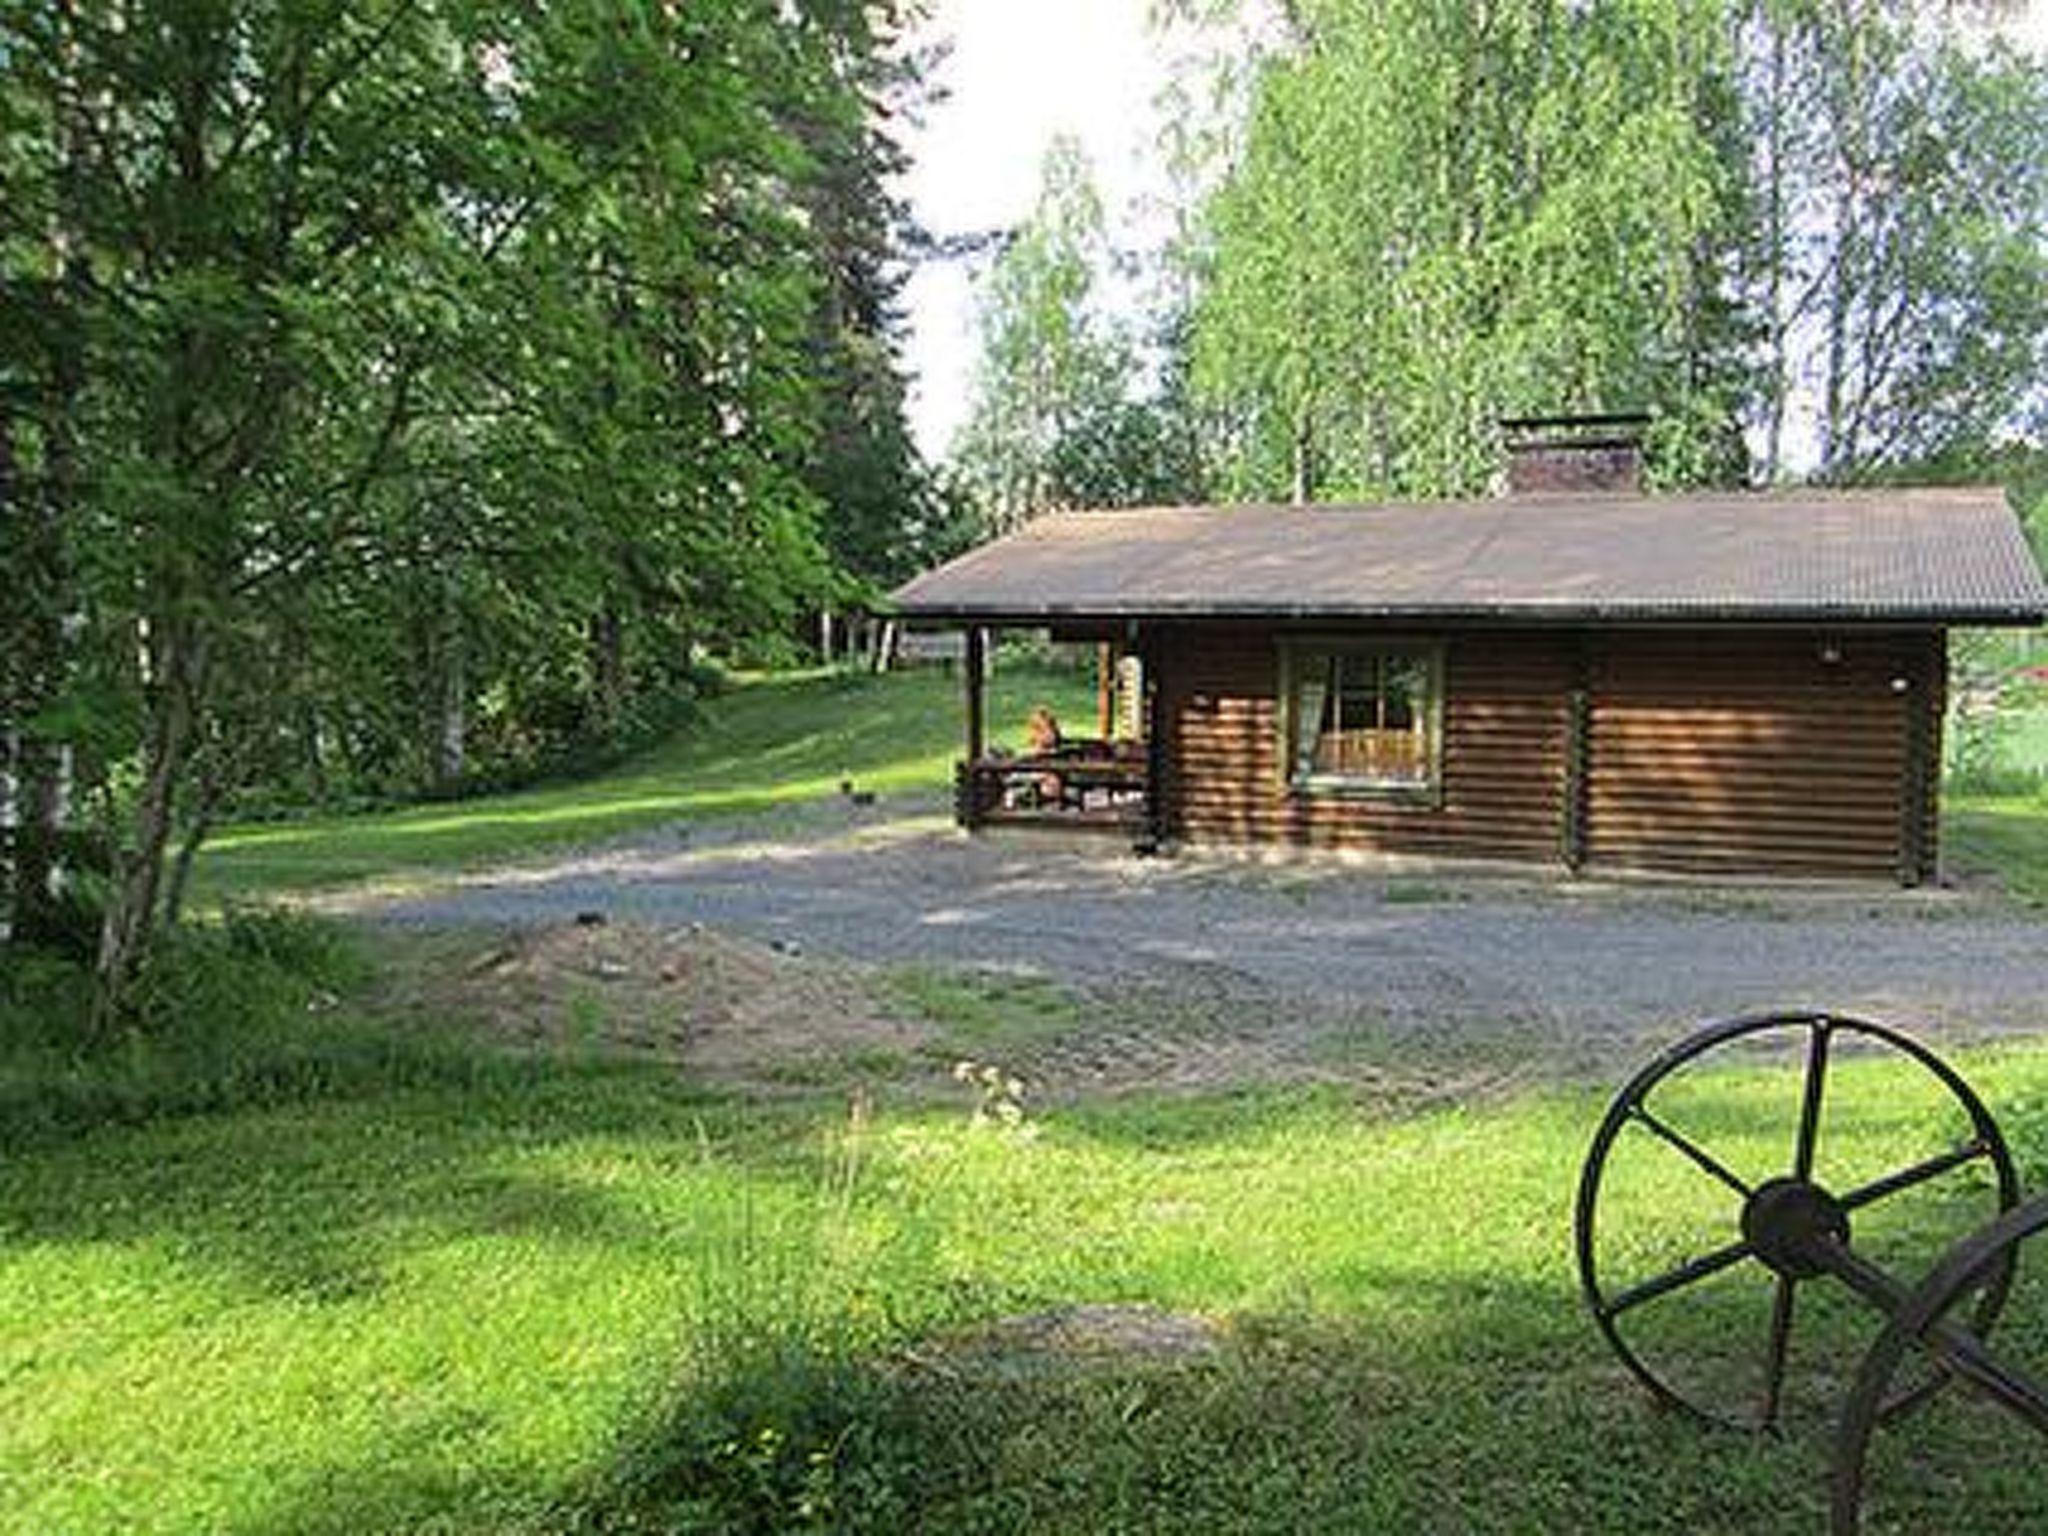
[885,966,1091,1062]
[195,663,1099,899]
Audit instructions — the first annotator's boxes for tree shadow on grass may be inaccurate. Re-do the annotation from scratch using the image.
[222,1440,562,1536]
[545,1260,2048,1536]
[404,1271,1836,1536]
[0,1070,843,1308]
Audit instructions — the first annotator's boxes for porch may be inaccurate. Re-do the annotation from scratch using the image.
[946,625,1159,846]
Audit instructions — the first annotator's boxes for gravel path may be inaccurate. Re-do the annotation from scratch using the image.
[357,796,2048,1055]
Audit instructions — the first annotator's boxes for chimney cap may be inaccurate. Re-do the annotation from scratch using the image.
[1499,410,1651,433]
[1501,410,1646,495]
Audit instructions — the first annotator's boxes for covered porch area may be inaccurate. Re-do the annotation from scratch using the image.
[941,623,1160,848]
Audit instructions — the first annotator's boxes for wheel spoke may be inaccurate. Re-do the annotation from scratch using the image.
[1838,1140,1989,1212]
[1601,1235,1756,1320]
[1921,1316,2048,1437]
[1630,1103,1753,1198]
[1760,1274,1797,1429]
[1792,1019,1831,1182]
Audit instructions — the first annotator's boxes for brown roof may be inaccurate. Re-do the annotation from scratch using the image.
[889,488,2048,626]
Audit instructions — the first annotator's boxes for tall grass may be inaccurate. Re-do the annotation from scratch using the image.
[0,910,522,1149]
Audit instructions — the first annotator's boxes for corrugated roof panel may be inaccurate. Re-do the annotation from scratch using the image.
[888,489,2048,625]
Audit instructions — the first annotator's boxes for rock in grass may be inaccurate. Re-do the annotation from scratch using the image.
[574,910,607,928]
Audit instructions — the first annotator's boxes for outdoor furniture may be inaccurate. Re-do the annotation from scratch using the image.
[957,744,1148,829]
[1576,1011,2048,1533]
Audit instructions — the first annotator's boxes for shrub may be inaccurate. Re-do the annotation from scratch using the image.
[0,909,513,1149]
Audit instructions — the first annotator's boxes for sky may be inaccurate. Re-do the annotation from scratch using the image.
[894,0,2048,465]
[895,0,1179,460]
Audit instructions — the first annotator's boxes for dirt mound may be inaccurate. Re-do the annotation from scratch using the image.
[426,919,928,1082]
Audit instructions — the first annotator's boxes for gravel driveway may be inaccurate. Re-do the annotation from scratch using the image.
[361,796,2048,1060]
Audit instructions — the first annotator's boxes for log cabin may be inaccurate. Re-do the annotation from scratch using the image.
[888,421,2048,884]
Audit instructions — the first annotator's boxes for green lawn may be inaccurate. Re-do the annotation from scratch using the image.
[197,661,1098,898]
[1991,701,2048,777]
[1944,691,2048,904]
[1946,787,2048,905]
[5,1028,2047,1534]
[2008,708,2048,773]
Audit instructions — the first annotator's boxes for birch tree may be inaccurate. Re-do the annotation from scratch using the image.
[1191,0,1745,501]
[951,137,1169,531]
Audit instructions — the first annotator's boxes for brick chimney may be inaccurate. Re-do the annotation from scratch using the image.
[1501,412,1647,495]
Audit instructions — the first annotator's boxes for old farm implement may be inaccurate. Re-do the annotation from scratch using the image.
[1575,1011,2048,1532]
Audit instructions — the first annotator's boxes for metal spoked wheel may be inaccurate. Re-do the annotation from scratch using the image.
[1575,1011,2023,1433]
[1830,1194,2048,1534]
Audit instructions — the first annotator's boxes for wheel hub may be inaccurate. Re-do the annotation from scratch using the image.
[1743,1177,1851,1279]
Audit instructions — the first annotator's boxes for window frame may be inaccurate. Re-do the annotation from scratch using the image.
[1275,636,1446,805]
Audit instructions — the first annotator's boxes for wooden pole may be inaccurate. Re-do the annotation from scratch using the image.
[1140,627,1166,853]
[1097,642,1115,740]
[965,626,986,765]
[1561,634,1593,874]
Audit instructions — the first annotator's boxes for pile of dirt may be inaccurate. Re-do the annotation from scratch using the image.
[409,917,1511,1105]
[428,918,928,1081]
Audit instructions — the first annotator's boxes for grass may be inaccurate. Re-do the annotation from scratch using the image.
[1991,700,2048,776]
[0,911,529,1150]
[195,661,1099,899]
[1945,785,2048,905]
[1944,692,2048,904]
[5,1004,2048,1534]
[2008,710,2048,773]
[885,966,1092,1062]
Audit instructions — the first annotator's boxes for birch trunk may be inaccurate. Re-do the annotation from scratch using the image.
[92,626,206,1031]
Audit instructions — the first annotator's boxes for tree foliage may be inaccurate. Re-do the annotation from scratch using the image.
[1740,4,2048,482]
[951,137,1188,533]
[782,0,948,590]
[0,0,928,1017]
[1190,0,1745,501]
[1181,0,2047,499]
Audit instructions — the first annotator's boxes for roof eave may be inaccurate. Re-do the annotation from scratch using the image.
[887,600,2048,628]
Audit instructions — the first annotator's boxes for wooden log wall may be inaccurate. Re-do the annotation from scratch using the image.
[1158,624,1573,861]
[1582,630,1939,882]
[1155,622,1946,884]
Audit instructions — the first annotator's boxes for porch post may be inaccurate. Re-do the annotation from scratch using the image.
[953,626,989,831]
[1097,642,1116,740]
[964,625,986,764]
[1139,624,1166,854]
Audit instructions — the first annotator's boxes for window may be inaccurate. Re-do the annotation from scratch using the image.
[1280,641,1443,797]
